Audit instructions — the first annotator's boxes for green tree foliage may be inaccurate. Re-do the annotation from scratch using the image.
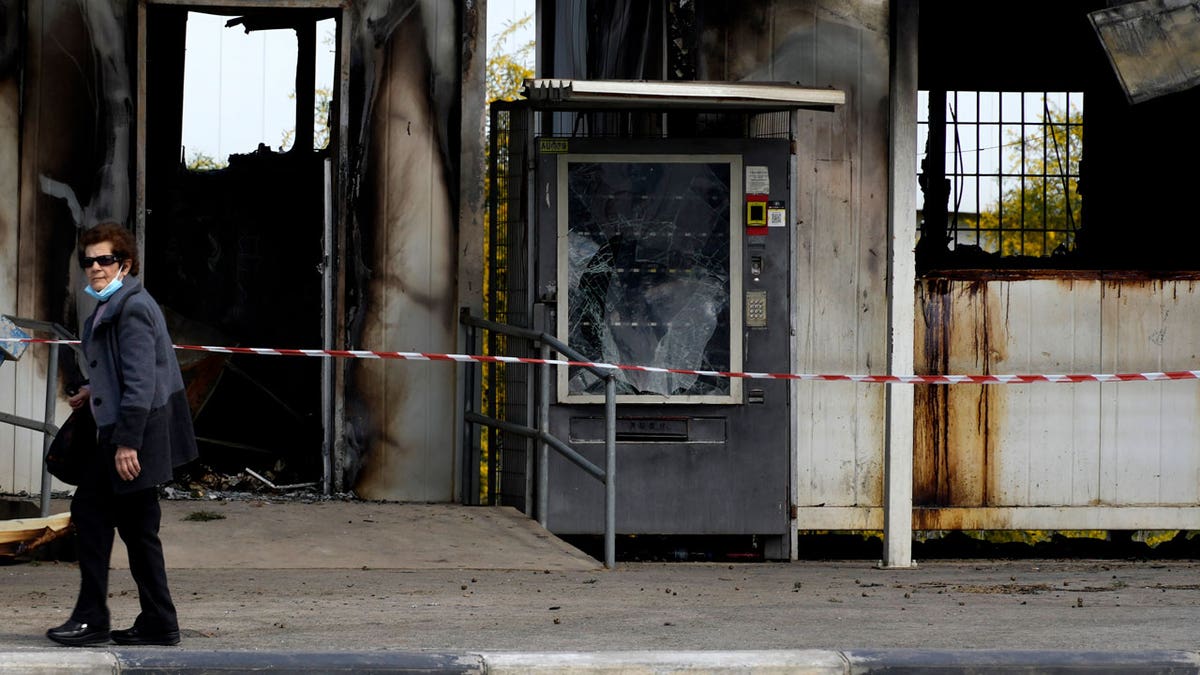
[487,15,534,104]
[975,103,1082,257]
[280,86,333,152]
[185,150,227,171]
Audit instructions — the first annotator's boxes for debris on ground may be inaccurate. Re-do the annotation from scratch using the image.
[0,512,72,562]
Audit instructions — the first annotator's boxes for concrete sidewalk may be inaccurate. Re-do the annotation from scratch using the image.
[2,498,1198,672]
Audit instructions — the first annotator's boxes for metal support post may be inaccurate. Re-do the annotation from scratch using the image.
[40,343,59,517]
[538,344,551,528]
[604,375,616,569]
[882,0,920,568]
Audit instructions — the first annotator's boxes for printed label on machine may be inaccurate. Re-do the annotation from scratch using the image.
[767,200,786,227]
[745,165,770,194]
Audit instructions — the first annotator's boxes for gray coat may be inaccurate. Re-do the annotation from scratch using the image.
[81,276,198,493]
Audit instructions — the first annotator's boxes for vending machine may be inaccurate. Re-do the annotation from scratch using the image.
[534,136,795,556]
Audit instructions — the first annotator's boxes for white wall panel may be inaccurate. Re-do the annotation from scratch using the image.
[798,158,861,506]
[790,0,890,512]
[0,78,19,493]
[8,8,57,497]
[1100,281,1200,506]
[988,280,1102,507]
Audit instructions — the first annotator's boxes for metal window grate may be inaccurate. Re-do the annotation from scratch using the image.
[918,90,1083,259]
[486,102,535,511]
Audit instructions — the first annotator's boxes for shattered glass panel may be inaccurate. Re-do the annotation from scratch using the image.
[565,160,733,397]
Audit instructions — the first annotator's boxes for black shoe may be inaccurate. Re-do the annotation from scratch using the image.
[46,619,110,647]
[111,625,181,646]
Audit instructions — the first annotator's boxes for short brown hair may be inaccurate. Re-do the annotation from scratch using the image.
[79,222,139,276]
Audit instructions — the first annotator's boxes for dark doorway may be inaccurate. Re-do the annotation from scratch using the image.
[141,4,340,487]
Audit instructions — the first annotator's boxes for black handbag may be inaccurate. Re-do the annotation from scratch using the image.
[45,406,96,486]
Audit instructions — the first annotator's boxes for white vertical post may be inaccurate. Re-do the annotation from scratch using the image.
[883,0,920,569]
[321,159,334,496]
[787,112,800,562]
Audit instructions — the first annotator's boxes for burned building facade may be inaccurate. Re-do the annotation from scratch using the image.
[0,0,484,501]
[4,0,1200,563]
[482,0,1200,563]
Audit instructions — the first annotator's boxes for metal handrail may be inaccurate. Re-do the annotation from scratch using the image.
[461,310,617,569]
[0,316,82,517]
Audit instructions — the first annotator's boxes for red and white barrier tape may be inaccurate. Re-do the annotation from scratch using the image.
[4,336,1200,384]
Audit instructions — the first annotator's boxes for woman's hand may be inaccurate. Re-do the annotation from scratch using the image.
[67,385,90,410]
[115,446,141,481]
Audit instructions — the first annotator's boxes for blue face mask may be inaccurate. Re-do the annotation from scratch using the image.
[83,269,126,301]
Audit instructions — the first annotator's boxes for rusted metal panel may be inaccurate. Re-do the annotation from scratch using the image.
[793,506,881,531]
[917,278,1200,521]
[917,279,1096,509]
[803,505,1200,532]
[914,278,961,505]
[1154,285,1200,505]
[914,506,1200,531]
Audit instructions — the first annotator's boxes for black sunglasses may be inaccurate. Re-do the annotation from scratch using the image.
[78,254,125,269]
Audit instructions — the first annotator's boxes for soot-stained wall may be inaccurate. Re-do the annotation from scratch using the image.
[0,0,482,499]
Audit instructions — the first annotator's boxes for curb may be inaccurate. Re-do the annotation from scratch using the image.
[480,650,846,673]
[843,649,1200,674]
[2,649,1198,674]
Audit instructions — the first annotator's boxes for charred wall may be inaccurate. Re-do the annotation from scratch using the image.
[1,0,481,499]
[138,6,337,487]
[343,0,464,501]
[18,1,134,336]
[918,0,1200,271]
[0,0,20,491]
[0,1,136,492]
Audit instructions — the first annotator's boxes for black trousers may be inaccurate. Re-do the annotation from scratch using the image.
[69,483,179,631]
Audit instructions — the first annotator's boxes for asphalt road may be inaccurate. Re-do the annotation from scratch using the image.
[4,557,1200,652]
[1,498,1198,672]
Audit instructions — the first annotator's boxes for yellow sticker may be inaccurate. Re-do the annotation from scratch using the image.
[746,201,767,226]
[539,138,569,154]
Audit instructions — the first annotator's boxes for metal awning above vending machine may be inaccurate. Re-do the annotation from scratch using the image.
[520,78,845,111]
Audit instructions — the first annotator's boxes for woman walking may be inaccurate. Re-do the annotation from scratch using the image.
[46,222,198,647]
